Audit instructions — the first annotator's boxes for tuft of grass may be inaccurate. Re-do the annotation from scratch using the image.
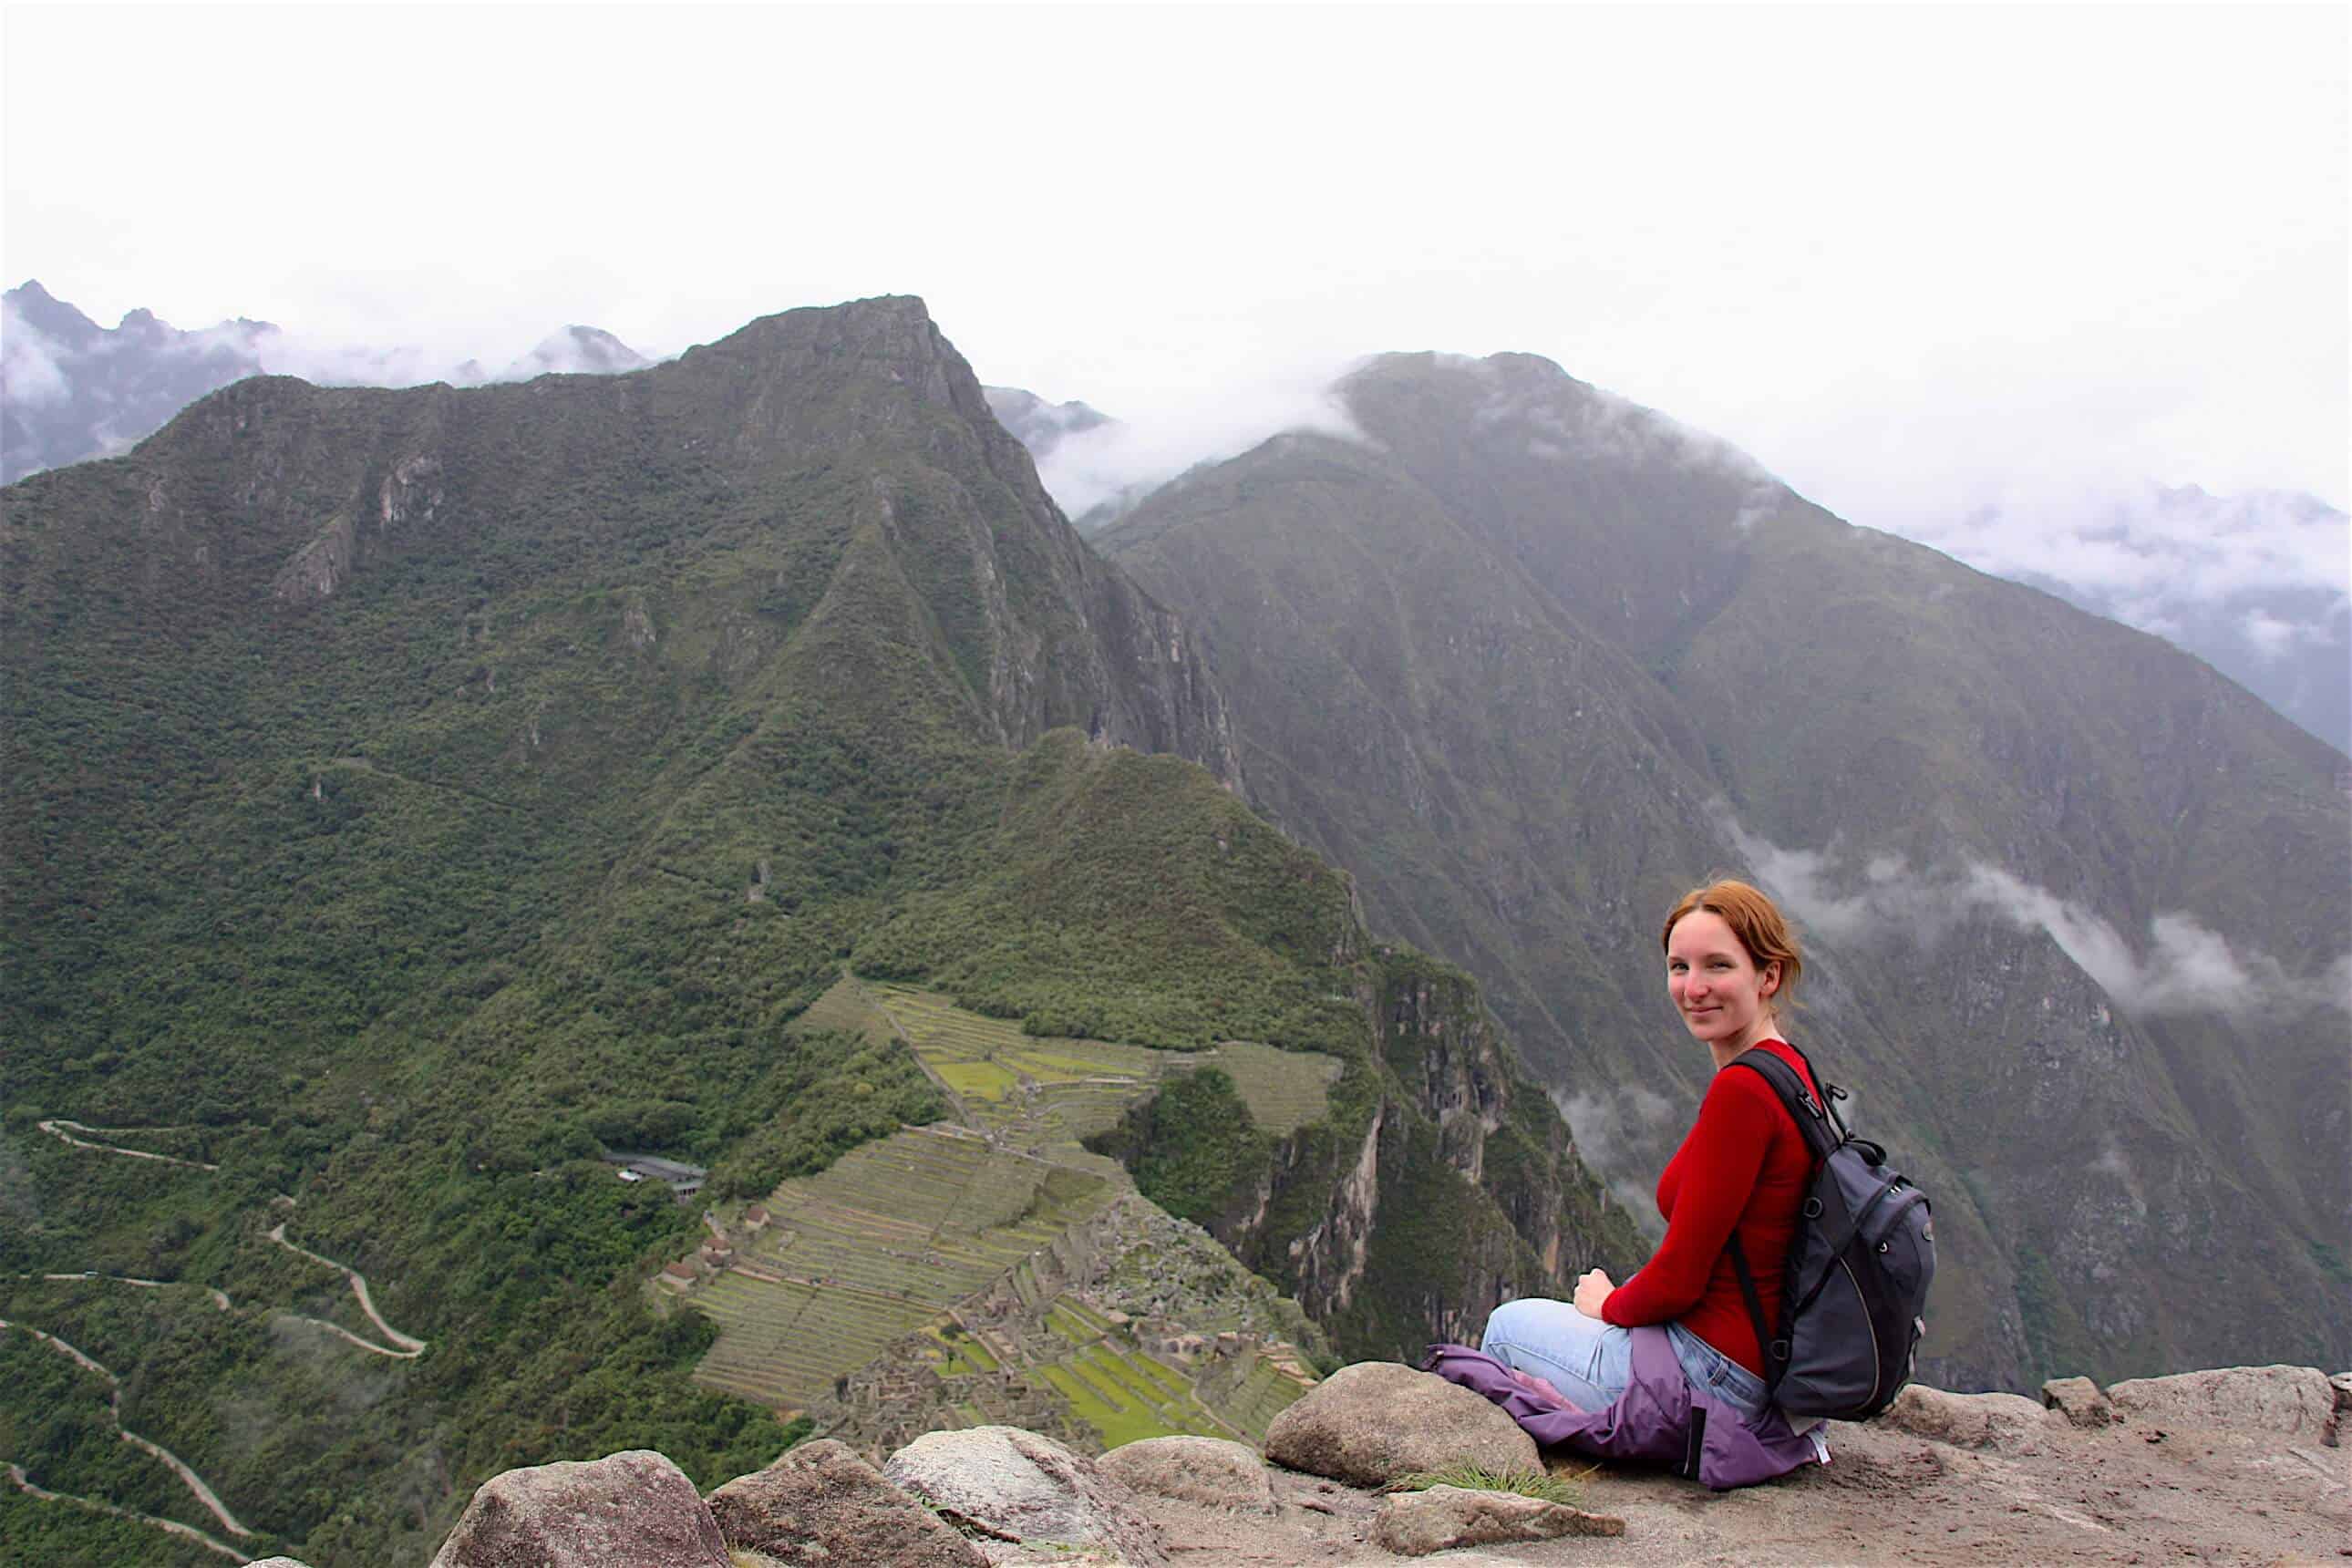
[1386,1462,1587,1507]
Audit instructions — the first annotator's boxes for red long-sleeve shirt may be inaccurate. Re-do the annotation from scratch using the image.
[1601,1038,1819,1377]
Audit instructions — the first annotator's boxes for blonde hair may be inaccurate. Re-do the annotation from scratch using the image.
[1661,878,1803,1006]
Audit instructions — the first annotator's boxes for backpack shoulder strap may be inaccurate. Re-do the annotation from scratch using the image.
[1725,1232,1779,1388]
[1727,1047,1840,1162]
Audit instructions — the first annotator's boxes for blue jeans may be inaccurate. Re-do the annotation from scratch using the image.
[1479,1295,1770,1420]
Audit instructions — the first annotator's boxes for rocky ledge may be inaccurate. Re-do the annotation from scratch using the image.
[257,1361,2348,1565]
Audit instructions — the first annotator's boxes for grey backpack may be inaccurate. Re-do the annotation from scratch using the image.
[1726,1046,1934,1422]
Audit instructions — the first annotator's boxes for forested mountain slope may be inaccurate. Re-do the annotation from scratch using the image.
[1,300,1630,1565]
[1100,350,2352,1393]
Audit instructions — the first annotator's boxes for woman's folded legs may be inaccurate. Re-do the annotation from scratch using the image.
[1477,1295,1634,1413]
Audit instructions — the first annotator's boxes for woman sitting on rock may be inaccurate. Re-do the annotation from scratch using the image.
[1478,878,1820,1427]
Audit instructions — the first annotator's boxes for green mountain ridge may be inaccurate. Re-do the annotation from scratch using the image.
[1099,348,2351,1393]
[2,298,1629,1565]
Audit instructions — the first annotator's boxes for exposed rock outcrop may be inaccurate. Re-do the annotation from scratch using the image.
[1097,1435,1275,1513]
[1262,1360,1538,1486]
[2103,1363,2341,1445]
[427,1449,727,1568]
[1882,1384,2058,1451]
[882,1426,1167,1566]
[2040,1374,2117,1428]
[1372,1484,1625,1555]
[386,1355,2352,1567]
[704,1438,985,1566]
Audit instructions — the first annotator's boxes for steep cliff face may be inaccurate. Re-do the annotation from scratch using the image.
[1140,944,1642,1361]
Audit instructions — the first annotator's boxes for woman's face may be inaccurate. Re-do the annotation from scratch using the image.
[1666,909,1782,1056]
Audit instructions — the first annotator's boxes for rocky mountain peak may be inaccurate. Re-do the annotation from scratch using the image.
[983,385,1111,463]
[500,324,654,380]
[5,276,101,346]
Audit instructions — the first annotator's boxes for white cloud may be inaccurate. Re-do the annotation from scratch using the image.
[1554,1085,1676,1217]
[1029,366,1365,523]
[1910,483,2350,610]
[1726,818,2349,1020]
[1,298,70,405]
[2243,608,2307,663]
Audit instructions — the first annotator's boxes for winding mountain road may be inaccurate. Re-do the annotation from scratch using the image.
[264,1223,428,1356]
[5,1462,245,1563]
[10,1118,438,1555]
[36,1119,219,1171]
[42,1272,233,1312]
[0,1316,255,1541]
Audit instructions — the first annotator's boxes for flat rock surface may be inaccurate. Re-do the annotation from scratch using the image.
[1263,1361,1539,1487]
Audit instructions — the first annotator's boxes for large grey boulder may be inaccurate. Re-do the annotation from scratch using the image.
[1098,1435,1274,1513]
[2105,1366,2337,1442]
[1882,1385,2056,1451]
[1372,1485,1625,1556]
[705,1438,986,1566]
[428,1449,727,1567]
[882,1426,1166,1566]
[1262,1361,1538,1487]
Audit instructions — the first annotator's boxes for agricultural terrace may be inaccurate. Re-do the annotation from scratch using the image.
[869,984,1174,1155]
[686,978,1336,1426]
[1176,1040,1342,1137]
[1030,1291,1247,1448]
[688,1127,1114,1410]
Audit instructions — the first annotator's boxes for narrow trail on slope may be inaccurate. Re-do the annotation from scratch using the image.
[36,1119,219,1171]
[5,1462,246,1563]
[322,756,533,818]
[0,1317,256,1542]
[264,1223,427,1356]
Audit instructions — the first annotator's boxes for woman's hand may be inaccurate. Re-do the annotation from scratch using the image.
[1572,1267,1615,1319]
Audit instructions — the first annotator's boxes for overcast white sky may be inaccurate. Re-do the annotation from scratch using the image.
[5,4,2347,548]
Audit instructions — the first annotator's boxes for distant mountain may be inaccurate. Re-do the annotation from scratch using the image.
[0,280,655,485]
[1912,485,2349,757]
[981,385,1109,462]
[3,280,270,483]
[503,324,654,380]
[1099,350,2351,1393]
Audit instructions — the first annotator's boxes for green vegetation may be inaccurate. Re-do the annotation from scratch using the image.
[1387,1462,1587,1507]
[1091,1068,1270,1228]
[0,1491,232,1568]
[1180,1041,1341,1137]
[3,298,1641,1561]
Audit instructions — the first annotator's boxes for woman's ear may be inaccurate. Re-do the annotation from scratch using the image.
[1760,960,1781,997]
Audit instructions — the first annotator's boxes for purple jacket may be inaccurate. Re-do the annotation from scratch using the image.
[1423,1328,1824,1491]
